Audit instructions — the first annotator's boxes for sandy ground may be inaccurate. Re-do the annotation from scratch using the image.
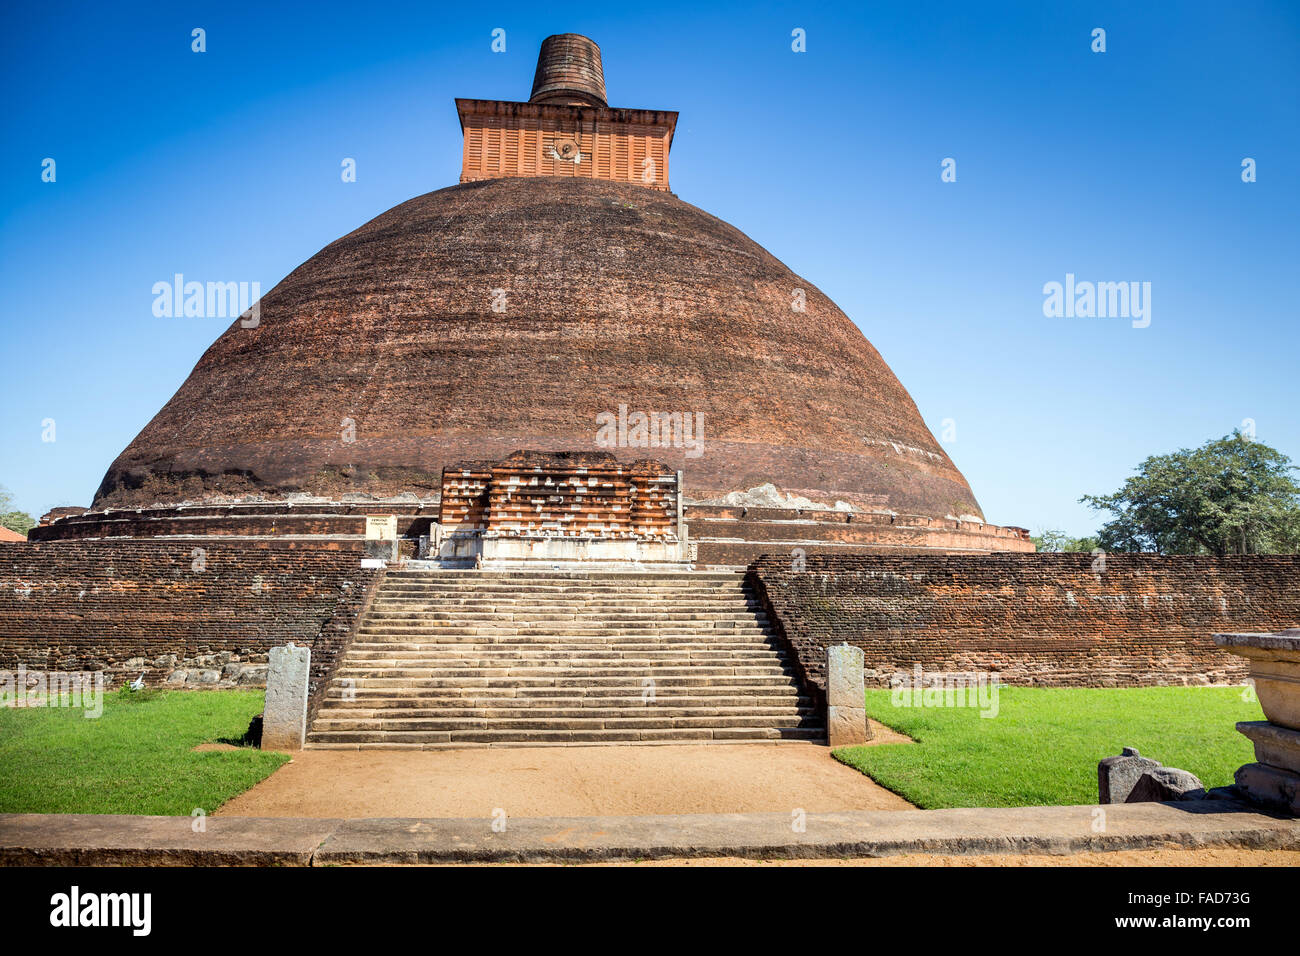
[217,735,914,818]
[212,727,1299,866]
[462,848,1300,867]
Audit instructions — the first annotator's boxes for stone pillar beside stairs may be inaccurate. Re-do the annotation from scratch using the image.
[262,644,311,751]
[827,643,871,747]
[1214,629,1300,815]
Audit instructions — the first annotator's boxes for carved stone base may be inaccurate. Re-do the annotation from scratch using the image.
[1234,762,1300,816]
[1236,720,1300,775]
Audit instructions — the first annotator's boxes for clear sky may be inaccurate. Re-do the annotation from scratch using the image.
[2,0,1297,536]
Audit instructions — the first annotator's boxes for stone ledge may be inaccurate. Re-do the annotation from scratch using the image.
[3,802,1297,866]
[0,814,339,867]
[1215,630,1300,653]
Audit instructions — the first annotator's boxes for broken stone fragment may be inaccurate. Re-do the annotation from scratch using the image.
[1097,747,1161,804]
[1125,767,1206,803]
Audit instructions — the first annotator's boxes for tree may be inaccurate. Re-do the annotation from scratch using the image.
[1031,529,1100,553]
[0,485,36,536]
[1080,431,1300,555]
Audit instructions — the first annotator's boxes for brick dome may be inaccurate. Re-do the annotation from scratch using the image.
[95,177,986,522]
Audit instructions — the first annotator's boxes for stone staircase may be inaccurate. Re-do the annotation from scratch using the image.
[306,570,823,749]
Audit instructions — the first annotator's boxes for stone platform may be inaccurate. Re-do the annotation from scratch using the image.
[3,802,1297,865]
[28,500,1034,567]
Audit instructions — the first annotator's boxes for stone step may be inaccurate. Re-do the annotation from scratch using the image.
[374,587,754,595]
[310,713,825,732]
[308,571,814,748]
[329,672,799,686]
[375,589,756,597]
[321,683,802,700]
[378,594,749,601]
[333,664,796,679]
[341,650,789,663]
[382,573,741,582]
[365,609,766,621]
[377,580,748,587]
[357,620,768,630]
[346,637,782,648]
[367,603,761,614]
[380,581,744,586]
[350,640,777,649]
[315,702,816,720]
[303,738,814,751]
[370,593,751,601]
[343,642,780,650]
[317,694,816,711]
[353,629,772,639]
[305,726,824,746]
[369,606,761,616]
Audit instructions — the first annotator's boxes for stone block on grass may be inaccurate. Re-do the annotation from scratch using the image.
[1125,767,1206,803]
[1098,747,1161,804]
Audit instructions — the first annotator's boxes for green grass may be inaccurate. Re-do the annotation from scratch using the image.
[833,686,1263,809]
[0,689,290,815]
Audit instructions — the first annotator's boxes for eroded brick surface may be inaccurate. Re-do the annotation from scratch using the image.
[91,176,986,531]
[440,450,678,537]
[0,542,380,712]
[749,553,1300,703]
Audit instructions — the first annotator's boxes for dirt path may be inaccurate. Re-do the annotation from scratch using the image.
[217,739,913,818]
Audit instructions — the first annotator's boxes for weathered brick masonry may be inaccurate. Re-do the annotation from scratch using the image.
[0,542,381,717]
[748,554,1300,706]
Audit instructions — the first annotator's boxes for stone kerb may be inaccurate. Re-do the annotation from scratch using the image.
[263,644,311,751]
[826,643,870,747]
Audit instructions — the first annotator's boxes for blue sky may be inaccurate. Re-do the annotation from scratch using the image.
[2,0,1297,536]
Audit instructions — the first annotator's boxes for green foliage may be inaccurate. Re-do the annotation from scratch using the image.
[1031,529,1100,553]
[0,512,35,535]
[1081,431,1300,554]
[0,689,288,814]
[833,686,1261,809]
[0,485,36,535]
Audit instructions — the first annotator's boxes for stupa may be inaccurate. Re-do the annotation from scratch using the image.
[36,35,1032,564]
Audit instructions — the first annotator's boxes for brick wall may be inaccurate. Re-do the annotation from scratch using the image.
[458,100,675,191]
[0,542,381,712]
[748,554,1300,705]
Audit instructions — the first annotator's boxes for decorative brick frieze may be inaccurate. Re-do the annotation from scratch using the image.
[440,451,679,539]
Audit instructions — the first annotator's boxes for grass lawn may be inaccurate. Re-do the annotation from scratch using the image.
[833,686,1263,810]
[0,689,290,815]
